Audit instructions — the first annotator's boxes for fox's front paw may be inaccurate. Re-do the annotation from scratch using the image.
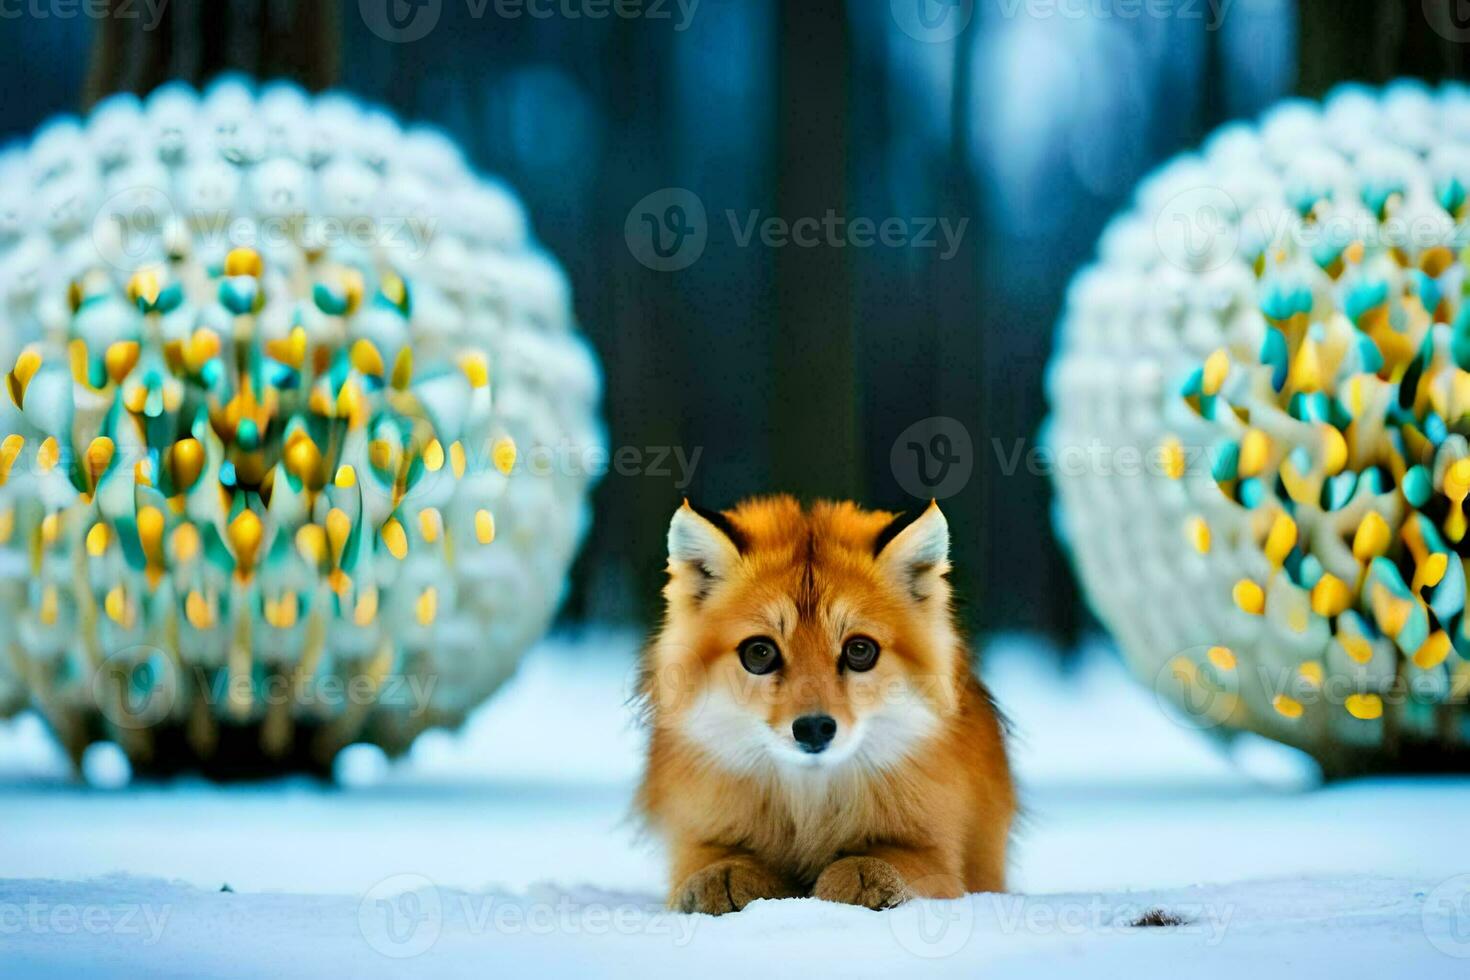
[673,858,792,915]
[813,856,911,910]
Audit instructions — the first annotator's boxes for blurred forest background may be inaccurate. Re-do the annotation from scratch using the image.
[1,0,1467,641]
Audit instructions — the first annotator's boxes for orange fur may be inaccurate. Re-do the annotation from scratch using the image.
[637,495,1014,913]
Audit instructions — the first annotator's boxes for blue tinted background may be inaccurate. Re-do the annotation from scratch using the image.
[3,0,1462,640]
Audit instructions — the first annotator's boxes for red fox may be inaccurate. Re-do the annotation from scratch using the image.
[637,496,1014,914]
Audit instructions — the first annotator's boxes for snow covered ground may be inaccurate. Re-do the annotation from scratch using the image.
[2,633,1469,978]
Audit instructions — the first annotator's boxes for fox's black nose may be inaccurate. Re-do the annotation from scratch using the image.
[792,714,837,753]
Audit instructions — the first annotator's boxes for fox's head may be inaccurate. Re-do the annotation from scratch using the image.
[645,496,965,774]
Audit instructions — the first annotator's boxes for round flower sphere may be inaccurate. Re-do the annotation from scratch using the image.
[1047,81,1470,776]
[0,79,603,777]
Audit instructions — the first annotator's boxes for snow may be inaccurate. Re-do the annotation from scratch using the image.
[3,632,1469,977]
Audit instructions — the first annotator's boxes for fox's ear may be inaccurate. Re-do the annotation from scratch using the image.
[874,501,949,601]
[667,501,744,599]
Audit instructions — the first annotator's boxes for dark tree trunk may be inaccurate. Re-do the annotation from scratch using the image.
[85,0,340,106]
[771,0,861,499]
[1297,0,1469,98]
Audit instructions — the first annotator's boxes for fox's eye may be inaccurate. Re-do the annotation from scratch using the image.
[842,636,880,672]
[738,636,782,675]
